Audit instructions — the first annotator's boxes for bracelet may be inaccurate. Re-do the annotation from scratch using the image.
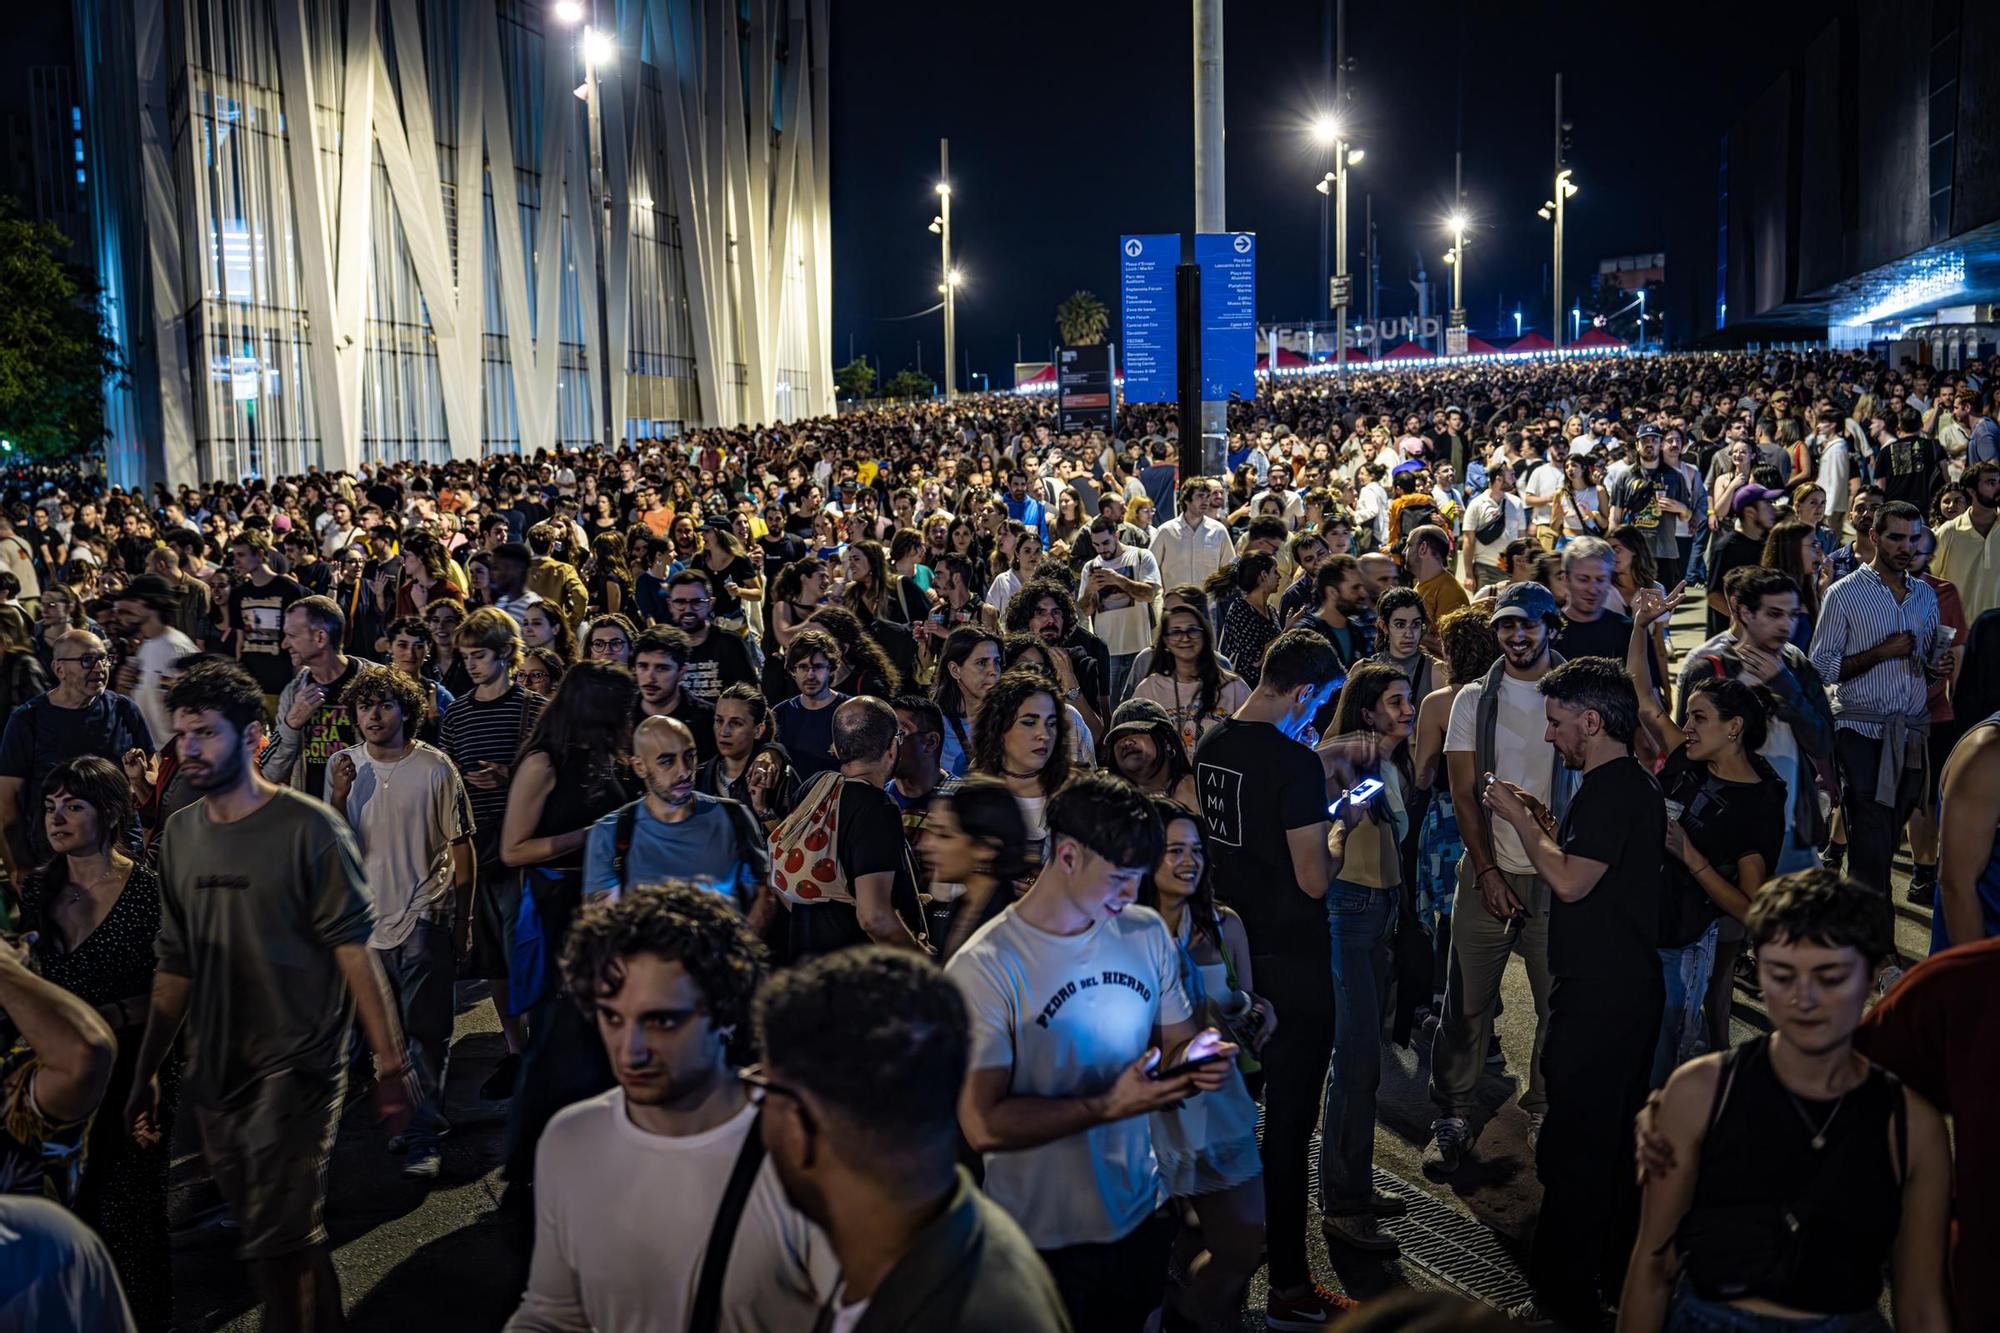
[1475,866,1504,884]
[1689,860,1712,876]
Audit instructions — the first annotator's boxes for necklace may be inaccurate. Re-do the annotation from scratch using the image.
[63,861,127,910]
[1778,1083,1848,1151]
[372,747,416,788]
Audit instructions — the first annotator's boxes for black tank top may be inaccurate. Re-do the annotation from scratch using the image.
[1683,1037,1904,1314]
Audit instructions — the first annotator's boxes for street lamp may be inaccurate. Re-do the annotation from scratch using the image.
[1310,121,1363,382]
[572,21,616,451]
[1444,210,1468,353]
[1637,287,1647,353]
[552,0,583,21]
[930,142,955,402]
[1537,168,1577,349]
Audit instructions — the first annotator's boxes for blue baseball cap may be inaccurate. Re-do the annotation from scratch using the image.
[1491,581,1560,624]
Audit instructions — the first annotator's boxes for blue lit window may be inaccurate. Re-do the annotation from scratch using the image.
[74,140,84,162]
[76,168,85,184]
[71,107,80,131]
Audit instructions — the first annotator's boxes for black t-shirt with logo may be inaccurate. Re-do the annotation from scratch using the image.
[1193,718,1329,960]
[1550,754,1664,980]
[229,574,307,695]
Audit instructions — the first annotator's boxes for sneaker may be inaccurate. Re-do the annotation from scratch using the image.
[1904,873,1936,906]
[1526,1111,1545,1151]
[401,1147,442,1179]
[1821,843,1846,874]
[1265,1283,1358,1330]
[388,1116,451,1155]
[1322,1210,1401,1257]
[1422,1116,1470,1175]
[1733,948,1762,998]
[480,1053,522,1101]
[1503,1297,1558,1326]
[1485,1033,1507,1070]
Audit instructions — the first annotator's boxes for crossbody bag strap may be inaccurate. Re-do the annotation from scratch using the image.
[687,1111,768,1333]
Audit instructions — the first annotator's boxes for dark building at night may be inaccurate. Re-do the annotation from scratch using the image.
[1669,0,2000,364]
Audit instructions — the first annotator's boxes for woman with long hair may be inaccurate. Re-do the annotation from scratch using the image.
[499,661,639,1182]
[920,775,1034,961]
[811,509,845,565]
[841,540,893,622]
[886,529,937,621]
[1761,519,1826,650]
[697,522,761,627]
[20,756,176,1329]
[1217,552,1282,689]
[931,625,1002,778]
[519,600,578,664]
[1628,594,1787,1082]
[1131,602,1249,755]
[34,581,101,670]
[1318,660,1417,1255]
[1609,521,1671,683]
[1557,452,1605,542]
[1137,798,1272,1327]
[1050,488,1087,556]
[769,556,829,651]
[384,614,456,743]
[517,645,568,697]
[583,531,632,618]
[1789,481,1839,560]
[394,532,465,618]
[999,634,1098,768]
[1620,873,1950,1333]
[969,667,1072,855]
[1411,606,1499,1017]
[423,598,474,697]
[806,605,902,699]
[984,526,1043,617]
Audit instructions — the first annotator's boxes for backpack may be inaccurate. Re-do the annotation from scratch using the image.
[609,793,771,912]
[769,771,851,906]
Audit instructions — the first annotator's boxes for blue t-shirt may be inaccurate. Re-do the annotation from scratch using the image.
[773,693,849,780]
[1004,495,1048,542]
[581,795,761,902]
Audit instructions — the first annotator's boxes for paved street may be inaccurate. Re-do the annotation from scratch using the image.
[171,597,1940,1331]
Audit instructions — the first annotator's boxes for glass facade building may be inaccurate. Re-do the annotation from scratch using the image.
[76,0,833,488]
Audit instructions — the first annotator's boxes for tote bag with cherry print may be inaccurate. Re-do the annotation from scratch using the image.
[770,771,852,906]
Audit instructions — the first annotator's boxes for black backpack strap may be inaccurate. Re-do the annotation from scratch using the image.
[612,799,641,892]
[687,1112,767,1333]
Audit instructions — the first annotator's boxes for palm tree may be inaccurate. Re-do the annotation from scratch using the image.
[1055,290,1110,347]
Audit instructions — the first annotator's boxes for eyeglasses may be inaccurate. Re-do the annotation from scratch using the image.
[666,597,711,610]
[56,653,108,668]
[588,639,629,653]
[519,670,552,689]
[1163,626,1204,641]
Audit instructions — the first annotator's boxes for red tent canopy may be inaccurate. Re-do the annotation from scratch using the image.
[1464,335,1503,355]
[1506,330,1554,352]
[1379,341,1436,360]
[1255,347,1309,369]
[1017,363,1056,385]
[1572,327,1629,349]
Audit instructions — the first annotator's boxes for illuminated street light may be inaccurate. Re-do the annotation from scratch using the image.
[1314,172,1335,196]
[581,26,614,68]
[1311,114,1342,146]
[552,0,584,22]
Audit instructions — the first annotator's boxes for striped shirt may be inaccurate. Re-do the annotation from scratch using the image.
[439,683,545,863]
[1808,563,1939,738]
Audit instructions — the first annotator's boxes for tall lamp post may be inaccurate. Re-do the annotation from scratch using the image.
[1313,118,1363,381]
[1443,210,1468,354]
[928,140,956,402]
[1537,168,1577,350]
[559,6,618,450]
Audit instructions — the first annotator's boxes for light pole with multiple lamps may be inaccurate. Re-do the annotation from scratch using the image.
[555,2,618,450]
[1313,117,1363,381]
[927,140,958,402]
[1443,210,1468,354]
[1537,168,1577,350]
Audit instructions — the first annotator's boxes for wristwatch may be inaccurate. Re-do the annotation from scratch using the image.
[1064,687,1080,701]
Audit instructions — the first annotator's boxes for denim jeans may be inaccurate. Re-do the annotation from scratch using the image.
[1105,652,1137,706]
[1318,881,1396,1214]
[1651,918,1720,1087]
[375,921,455,1151]
[1665,1281,1889,1332]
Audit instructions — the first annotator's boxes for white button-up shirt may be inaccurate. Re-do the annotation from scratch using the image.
[1149,514,1231,591]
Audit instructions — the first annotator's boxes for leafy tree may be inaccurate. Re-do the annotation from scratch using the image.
[883,368,934,400]
[0,204,124,462]
[834,356,877,400]
[1055,290,1109,347]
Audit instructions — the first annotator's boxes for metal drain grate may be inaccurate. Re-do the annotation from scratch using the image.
[1369,1165,1536,1309]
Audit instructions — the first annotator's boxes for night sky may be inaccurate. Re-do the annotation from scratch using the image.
[829,0,1842,384]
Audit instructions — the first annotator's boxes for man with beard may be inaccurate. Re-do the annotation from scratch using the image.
[1484,657,1663,1327]
[632,626,716,761]
[582,715,766,914]
[1101,699,1196,808]
[130,658,413,1332]
[1275,530,1330,627]
[1607,424,1693,590]
[773,629,849,780]
[326,665,471,1179]
[1076,517,1162,704]
[507,885,835,1333]
[1809,501,1949,907]
[1003,581,1107,737]
[262,595,372,797]
[946,774,1233,1333]
[1930,458,2000,624]
[754,948,1073,1332]
[1428,581,1569,1176]
[664,571,756,704]
[1824,485,1883,583]
[1295,554,1371,684]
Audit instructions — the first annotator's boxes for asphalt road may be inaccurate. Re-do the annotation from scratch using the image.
[170,596,1941,1330]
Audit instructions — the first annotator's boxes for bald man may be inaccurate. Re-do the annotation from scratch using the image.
[581,716,769,913]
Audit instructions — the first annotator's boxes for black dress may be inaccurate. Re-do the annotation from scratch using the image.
[23,860,180,1332]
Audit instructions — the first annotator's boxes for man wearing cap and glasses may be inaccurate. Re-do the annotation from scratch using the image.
[1427,581,1572,1177]
[1705,482,1783,636]
[1607,424,1693,591]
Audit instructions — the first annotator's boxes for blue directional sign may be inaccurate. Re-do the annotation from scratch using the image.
[1196,231,1256,400]
[1119,234,1179,404]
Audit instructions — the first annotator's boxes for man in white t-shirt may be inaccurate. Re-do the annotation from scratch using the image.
[326,665,470,1177]
[109,576,198,748]
[1461,466,1526,590]
[946,773,1234,1332]
[1427,581,1569,1174]
[1076,517,1163,703]
[508,885,837,1333]
[1520,442,1567,543]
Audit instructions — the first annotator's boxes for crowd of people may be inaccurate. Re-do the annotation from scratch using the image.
[0,345,1991,1333]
